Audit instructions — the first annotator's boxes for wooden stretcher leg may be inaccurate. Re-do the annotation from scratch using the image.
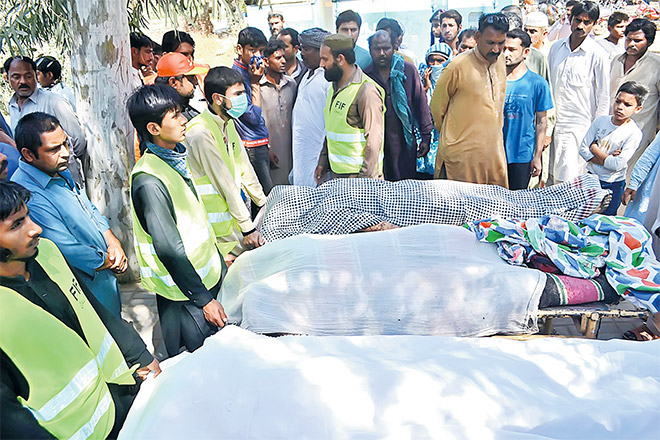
[542,317,554,335]
[585,313,601,339]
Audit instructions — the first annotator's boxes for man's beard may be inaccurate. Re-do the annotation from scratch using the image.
[324,64,343,82]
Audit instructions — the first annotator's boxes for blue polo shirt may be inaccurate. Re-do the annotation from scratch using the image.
[503,70,553,164]
[11,161,121,315]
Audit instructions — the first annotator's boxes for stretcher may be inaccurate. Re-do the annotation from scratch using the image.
[538,301,650,338]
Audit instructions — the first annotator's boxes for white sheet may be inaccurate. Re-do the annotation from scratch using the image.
[120,327,660,440]
[220,224,545,336]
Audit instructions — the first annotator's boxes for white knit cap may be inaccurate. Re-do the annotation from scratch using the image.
[525,11,549,28]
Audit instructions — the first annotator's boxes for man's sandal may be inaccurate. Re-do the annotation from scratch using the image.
[622,323,660,341]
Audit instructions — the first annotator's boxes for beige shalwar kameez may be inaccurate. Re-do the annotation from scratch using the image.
[430,49,508,188]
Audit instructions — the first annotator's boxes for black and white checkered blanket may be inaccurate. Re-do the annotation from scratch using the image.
[259,174,610,242]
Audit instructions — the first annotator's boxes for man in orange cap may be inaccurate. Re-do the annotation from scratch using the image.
[155,52,210,121]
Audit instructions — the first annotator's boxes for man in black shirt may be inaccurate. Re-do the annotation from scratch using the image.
[0,181,160,439]
[128,85,228,359]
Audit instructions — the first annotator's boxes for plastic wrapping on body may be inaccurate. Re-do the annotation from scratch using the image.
[220,224,545,337]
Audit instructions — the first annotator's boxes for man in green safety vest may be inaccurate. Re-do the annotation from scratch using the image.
[128,84,228,359]
[185,66,268,263]
[315,33,385,184]
[0,181,160,440]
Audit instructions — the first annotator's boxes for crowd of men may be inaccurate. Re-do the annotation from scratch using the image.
[1,2,660,438]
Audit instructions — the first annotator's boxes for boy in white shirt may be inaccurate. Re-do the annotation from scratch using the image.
[579,81,646,215]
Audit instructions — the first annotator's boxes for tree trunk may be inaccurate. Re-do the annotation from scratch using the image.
[66,0,139,282]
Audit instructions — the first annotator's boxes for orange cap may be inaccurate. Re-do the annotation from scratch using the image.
[157,52,209,77]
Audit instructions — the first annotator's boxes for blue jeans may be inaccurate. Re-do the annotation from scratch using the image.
[246,145,273,195]
[599,179,625,216]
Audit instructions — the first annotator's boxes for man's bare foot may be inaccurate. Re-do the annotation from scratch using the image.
[622,323,659,341]
[358,222,399,233]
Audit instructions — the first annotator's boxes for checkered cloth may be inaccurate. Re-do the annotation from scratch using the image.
[259,174,610,241]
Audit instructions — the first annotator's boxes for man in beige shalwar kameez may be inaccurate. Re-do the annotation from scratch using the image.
[430,13,510,188]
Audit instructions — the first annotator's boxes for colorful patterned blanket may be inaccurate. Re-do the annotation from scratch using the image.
[467,215,660,313]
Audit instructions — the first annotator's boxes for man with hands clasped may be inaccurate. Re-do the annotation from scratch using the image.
[11,112,127,316]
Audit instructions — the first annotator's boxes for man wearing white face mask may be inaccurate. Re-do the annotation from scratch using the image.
[185,67,267,263]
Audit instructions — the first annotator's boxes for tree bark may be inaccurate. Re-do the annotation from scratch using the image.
[65,0,139,282]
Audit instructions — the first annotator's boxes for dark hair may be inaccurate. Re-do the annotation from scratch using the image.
[440,10,463,27]
[566,0,580,9]
[608,11,629,28]
[507,28,531,48]
[367,30,393,50]
[127,85,181,148]
[376,17,403,40]
[267,11,284,21]
[0,181,31,222]
[15,112,61,158]
[458,28,478,45]
[478,13,509,33]
[570,1,600,23]
[625,18,656,46]
[617,81,648,106]
[154,75,184,86]
[35,56,62,81]
[336,10,362,30]
[130,32,154,50]
[502,11,523,30]
[264,39,287,58]
[204,67,245,103]
[501,5,522,18]
[161,30,196,53]
[278,28,300,47]
[238,27,268,48]
[3,56,37,74]
[153,42,163,56]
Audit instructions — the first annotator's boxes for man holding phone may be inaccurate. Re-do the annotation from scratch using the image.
[232,27,274,196]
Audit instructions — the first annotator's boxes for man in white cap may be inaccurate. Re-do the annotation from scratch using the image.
[524,11,550,55]
[523,11,555,186]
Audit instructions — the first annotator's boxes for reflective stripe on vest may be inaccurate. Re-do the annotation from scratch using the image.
[0,239,135,439]
[131,153,224,301]
[324,75,385,174]
[35,239,135,386]
[187,111,242,250]
[69,392,113,440]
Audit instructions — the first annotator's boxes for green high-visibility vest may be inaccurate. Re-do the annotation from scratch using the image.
[187,110,244,256]
[324,75,385,174]
[0,238,137,440]
[131,152,224,301]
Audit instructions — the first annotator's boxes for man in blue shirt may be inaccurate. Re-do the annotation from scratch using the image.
[336,10,372,70]
[11,112,127,316]
[503,28,554,190]
[232,27,273,196]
